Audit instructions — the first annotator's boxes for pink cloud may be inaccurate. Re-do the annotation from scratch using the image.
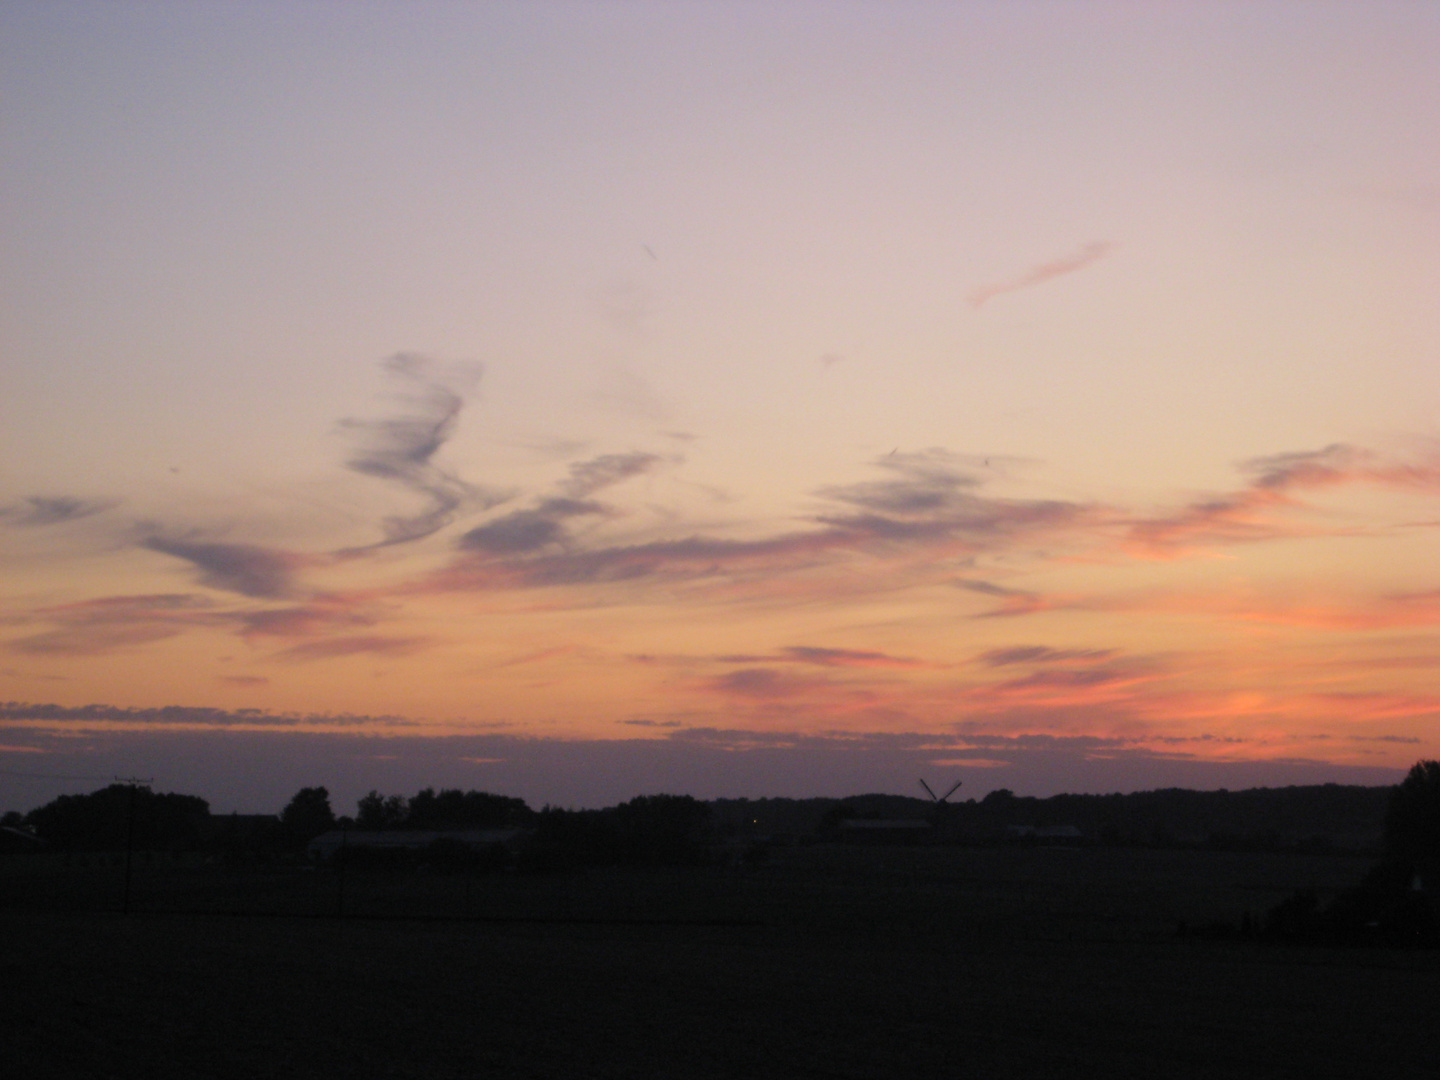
[709,646,929,670]
[238,602,377,639]
[781,646,927,669]
[977,645,1116,667]
[273,635,431,662]
[969,241,1111,308]
[1116,586,1440,632]
[704,668,828,700]
[1122,444,1440,559]
[7,593,226,655]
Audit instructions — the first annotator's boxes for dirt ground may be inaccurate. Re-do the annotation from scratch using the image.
[3,845,1437,1079]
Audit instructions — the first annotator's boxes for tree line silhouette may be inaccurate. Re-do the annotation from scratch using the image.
[713,783,1394,852]
[2,784,716,870]
[6,764,1439,895]
[5,764,1440,942]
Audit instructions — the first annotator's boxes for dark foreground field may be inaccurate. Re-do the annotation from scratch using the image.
[4,845,1437,1079]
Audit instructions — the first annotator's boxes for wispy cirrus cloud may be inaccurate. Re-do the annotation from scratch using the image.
[972,590,1080,619]
[1123,443,1440,558]
[816,451,1081,538]
[114,358,494,610]
[6,594,225,655]
[10,622,186,656]
[963,662,1162,711]
[558,451,664,499]
[273,635,432,663]
[10,428,1439,714]
[339,354,505,549]
[782,646,927,669]
[235,602,378,639]
[706,668,825,700]
[141,538,303,599]
[435,451,1092,598]
[5,589,400,659]
[1244,443,1440,492]
[0,701,414,729]
[0,496,116,527]
[443,529,854,591]
[954,578,1023,598]
[667,641,1416,757]
[1106,584,1440,632]
[457,450,667,557]
[969,240,1111,308]
[954,579,1085,620]
[1309,691,1440,722]
[977,645,1116,667]
[458,498,606,555]
[712,646,926,669]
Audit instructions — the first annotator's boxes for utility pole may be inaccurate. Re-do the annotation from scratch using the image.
[335,820,348,919]
[114,776,153,915]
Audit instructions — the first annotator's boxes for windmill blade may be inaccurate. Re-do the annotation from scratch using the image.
[918,778,939,802]
[940,780,963,803]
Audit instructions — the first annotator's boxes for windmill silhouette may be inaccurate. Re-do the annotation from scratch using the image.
[919,778,962,804]
[918,778,962,837]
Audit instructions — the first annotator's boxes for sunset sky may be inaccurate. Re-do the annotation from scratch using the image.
[3,2,1439,813]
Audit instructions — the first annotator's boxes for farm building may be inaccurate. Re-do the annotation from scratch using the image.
[307,828,531,861]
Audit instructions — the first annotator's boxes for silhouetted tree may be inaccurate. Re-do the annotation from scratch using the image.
[1259,764,1440,947]
[356,790,407,830]
[520,806,619,871]
[613,794,711,866]
[1384,760,1440,868]
[205,811,283,859]
[353,788,534,831]
[25,785,209,851]
[280,786,336,847]
[405,787,534,830]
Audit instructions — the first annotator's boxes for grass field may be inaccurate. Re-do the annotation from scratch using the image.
[3,845,1436,1078]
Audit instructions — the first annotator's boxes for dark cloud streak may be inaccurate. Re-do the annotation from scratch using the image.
[979,646,1116,666]
[6,594,224,656]
[457,451,666,555]
[142,538,297,598]
[458,499,604,555]
[0,496,116,527]
[440,452,1091,593]
[0,701,413,728]
[559,452,663,498]
[273,635,431,663]
[340,354,503,549]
